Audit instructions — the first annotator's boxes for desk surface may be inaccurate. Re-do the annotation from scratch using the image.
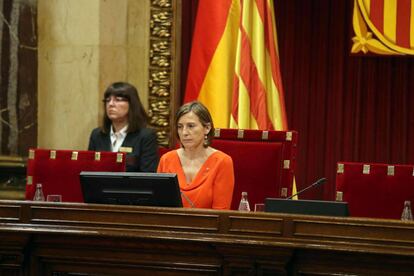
[1,200,414,275]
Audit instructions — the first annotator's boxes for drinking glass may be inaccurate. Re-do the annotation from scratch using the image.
[254,203,265,212]
[47,194,62,202]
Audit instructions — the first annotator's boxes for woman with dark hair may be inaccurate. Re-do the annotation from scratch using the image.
[157,101,235,209]
[88,82,159,172]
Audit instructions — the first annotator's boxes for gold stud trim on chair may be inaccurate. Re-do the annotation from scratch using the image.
[214,128,221,138]
[71,151,78,161]
[29,149,35,159]
[237,129,244,139]
[337,163,344,174]
[50,150,56,159]
[387,166,395,176]
[336,191,343,202]
[94,152,101,161]
[116,153,123,163]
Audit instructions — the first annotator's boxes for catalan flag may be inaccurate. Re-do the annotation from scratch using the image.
[185,0,297,196]
[184,0,287,131]
[352,0,414,55]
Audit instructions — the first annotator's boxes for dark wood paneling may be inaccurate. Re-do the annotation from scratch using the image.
[1,200,414,275]
[0,0,37,156]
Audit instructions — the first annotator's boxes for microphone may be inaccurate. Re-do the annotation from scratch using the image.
[286,177,327,199]
[180,191,195,208]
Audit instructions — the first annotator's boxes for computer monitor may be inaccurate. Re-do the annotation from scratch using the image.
[265,198,349,217]
[80,171,183,207]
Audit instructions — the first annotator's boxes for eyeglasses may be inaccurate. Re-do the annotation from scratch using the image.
[103,96,128,104]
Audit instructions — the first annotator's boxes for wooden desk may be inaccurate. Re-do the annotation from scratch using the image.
[1,200,414,275]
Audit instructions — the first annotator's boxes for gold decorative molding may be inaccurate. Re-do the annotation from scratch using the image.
[0,155,26,168]
[148,0,180,147]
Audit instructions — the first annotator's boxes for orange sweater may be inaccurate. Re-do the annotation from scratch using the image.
[157,150,234,210]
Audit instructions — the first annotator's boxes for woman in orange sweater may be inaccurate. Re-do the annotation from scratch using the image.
[157,101,234,210]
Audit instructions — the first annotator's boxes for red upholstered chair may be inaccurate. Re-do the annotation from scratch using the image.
[26,149,126,202]
[158,146,170,158]
[211,129,298,210]
[335,162,414,219]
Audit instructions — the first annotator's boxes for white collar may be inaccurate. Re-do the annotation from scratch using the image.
[110,125,128,152]
[110,125,128,138]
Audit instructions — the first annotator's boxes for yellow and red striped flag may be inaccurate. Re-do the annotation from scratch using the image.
[184,0,287,131]
[352,0,414,55]
[184,0,297,196]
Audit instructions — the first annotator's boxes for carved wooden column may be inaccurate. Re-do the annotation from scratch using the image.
[148,0,181,147]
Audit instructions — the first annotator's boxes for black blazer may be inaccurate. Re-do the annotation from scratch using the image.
[88,127,159,172]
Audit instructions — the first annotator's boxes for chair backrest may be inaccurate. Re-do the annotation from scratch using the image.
[335,162,414,219]
[211,129,298,210]
[26,149,126,202]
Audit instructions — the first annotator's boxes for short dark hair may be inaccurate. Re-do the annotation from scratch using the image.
[101,82,148,133]
[175,101,214,147]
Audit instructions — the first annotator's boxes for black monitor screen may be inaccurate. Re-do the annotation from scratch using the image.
[80,171,182,207]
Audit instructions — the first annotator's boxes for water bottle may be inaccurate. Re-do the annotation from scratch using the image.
[401,200,413,221]
[33,183,45,201]
[238,191,250,212]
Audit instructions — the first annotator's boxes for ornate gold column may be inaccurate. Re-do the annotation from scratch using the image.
[148,0,181,147]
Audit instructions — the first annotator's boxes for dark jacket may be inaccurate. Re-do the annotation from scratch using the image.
[88,127,159,172]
